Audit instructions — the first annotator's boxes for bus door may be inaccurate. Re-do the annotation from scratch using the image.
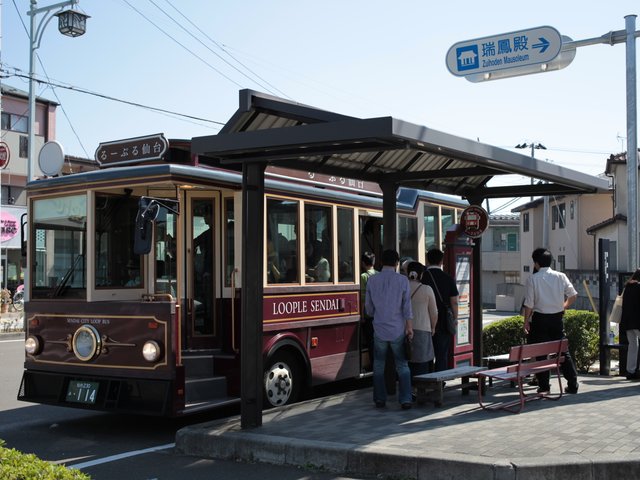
[358,213,383,370]
[186,194,219,349]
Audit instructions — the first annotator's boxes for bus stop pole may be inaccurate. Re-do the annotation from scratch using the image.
[625,15,638,272]
[240,162,265,429]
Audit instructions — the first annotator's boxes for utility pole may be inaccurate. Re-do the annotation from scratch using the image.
[515,142,548,248]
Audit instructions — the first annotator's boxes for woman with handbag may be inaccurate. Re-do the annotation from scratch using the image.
[407,262,438,377]
[621,269,640,380]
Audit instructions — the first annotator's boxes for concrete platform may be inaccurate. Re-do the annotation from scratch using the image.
[176,374,640,480]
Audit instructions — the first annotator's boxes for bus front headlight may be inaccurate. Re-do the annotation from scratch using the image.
[142,340,161,362]
[25,336,41,355]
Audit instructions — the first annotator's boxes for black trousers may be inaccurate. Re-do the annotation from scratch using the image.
[528,312,578,389]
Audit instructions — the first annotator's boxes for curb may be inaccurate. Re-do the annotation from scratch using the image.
[176,421,640,480]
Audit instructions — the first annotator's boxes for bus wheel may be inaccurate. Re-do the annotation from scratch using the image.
[264,352,301,408]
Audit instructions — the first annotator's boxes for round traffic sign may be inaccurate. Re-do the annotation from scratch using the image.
[0,142,10,169]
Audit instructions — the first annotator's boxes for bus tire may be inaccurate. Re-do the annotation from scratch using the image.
[263,351,302,408]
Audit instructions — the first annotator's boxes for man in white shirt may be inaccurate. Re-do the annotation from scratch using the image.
[523,248,579,394]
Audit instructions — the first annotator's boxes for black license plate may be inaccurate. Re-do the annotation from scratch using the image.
[66,380,99,404]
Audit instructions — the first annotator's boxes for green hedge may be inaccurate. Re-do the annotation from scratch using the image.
[0,440,90,480]
[482,310,599,373]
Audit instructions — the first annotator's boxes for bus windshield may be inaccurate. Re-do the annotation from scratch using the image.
[32,195,87,299]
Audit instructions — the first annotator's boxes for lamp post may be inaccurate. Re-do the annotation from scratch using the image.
[516,142,549,248]
[27,0,88,182]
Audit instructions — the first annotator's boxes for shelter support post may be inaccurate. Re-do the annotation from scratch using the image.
[240,162,265,429]
[380,181,397,251]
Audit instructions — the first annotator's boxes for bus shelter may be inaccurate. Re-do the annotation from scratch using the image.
[192,89,609,428]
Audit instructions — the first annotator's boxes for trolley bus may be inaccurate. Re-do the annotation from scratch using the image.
[17,139,466,416]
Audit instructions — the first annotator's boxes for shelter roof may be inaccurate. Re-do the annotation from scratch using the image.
[192,90,610,203]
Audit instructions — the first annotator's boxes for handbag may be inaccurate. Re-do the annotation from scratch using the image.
[426,269,457,336]
[609,290,624,324]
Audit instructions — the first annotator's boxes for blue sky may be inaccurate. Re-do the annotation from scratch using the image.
[2,1,639,212]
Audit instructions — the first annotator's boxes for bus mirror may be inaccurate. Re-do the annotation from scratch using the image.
[20,213,27,258]
[134,198,160,255]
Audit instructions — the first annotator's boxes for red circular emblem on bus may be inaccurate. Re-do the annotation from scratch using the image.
[461,205,489,238]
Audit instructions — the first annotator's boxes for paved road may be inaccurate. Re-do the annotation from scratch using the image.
[0,333,368,479]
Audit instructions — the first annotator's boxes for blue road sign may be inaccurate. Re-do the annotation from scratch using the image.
[446,26,563,78]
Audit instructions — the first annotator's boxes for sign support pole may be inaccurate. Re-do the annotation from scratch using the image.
[625,15,638,272]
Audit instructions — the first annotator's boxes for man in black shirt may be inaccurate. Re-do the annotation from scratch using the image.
[421,249,459,372]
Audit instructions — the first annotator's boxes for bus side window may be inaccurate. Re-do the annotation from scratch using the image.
[266,198,299,284]
[304,204,332,283]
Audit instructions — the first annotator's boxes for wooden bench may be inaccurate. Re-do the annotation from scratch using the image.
[474,338,569,414]
[413,365,486,407]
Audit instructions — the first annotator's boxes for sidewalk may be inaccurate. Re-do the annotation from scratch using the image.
[176,374,640,480]
[0,310,23,333]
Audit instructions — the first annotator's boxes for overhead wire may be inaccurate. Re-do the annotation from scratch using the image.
[152,0,292,100]
[121,0,245,89]
[3,68,226,128]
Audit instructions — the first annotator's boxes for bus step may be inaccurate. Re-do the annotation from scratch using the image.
[185,376,228,403]
[183,352,218,378]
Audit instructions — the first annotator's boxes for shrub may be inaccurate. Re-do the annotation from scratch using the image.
[0,440,90,480]
[482,310,600,373]
[563,310,599,373]
[481,315,526,357]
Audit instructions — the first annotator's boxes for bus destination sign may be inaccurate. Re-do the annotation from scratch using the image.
[95,133,168,167]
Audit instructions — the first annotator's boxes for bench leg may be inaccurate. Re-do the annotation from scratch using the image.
[431,381,444,407]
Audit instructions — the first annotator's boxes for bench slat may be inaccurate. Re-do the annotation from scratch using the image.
[476,339,569,414]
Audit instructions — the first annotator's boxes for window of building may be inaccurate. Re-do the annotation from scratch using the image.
[19,136,28,158]
[558,255,566,272]
[1,112,28,133]
[558,203,566,229]
[504,272,520,284]
[552,203,566,230]
[522,212,529,232]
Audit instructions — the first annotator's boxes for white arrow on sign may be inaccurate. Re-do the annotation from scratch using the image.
[446,26,563,78]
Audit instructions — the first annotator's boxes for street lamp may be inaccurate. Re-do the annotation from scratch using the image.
[27,0,88,182]
[515,142,549,248]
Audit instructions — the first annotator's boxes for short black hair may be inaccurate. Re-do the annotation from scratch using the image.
[426,248,444,265]
[532,248,552,268]
[381,249,400,266]
[361,251,375,267]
